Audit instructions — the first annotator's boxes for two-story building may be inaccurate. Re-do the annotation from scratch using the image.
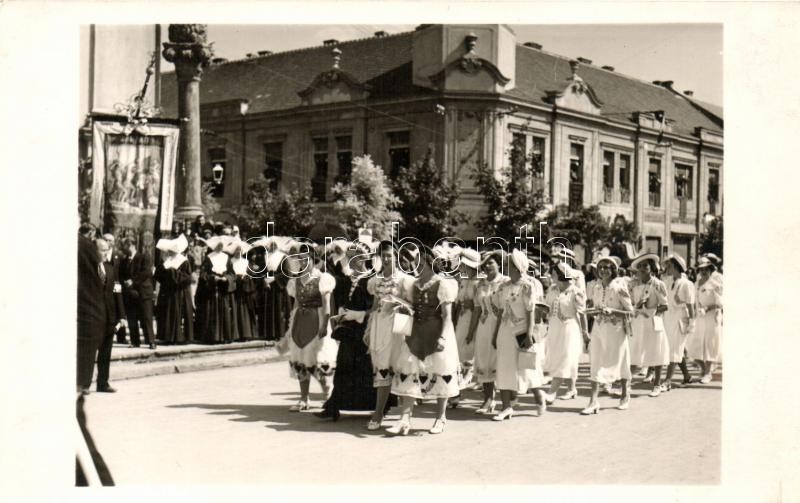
[158,24,723,263]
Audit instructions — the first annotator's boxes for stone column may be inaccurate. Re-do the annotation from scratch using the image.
[162,24,212,219]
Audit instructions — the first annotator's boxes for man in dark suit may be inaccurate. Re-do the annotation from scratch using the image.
[120,238,157,349]
[77,235,121,393]
[95,238,126,393]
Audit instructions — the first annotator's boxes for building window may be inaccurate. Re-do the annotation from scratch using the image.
[645,236,662,256]
[531,136,545,194]
[648,158,662,208]
[208,147,226,198]
[602,151,615,203]
[708,167,720,214]
[335,135,353,185]
[569,143,584,211]
[263,142,283,192]
[618,153,631,204]
[312,137,328,202]
[387,130,410,179]
[674,164,693,200]
[509,132,526,167]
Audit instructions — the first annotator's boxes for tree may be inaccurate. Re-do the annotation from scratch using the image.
[233,176,316,237]
[699,214,723,259]
[332,154,402,240]
[543,204,611,261]
[201,181,221,218]
[392,153,463,244]
[472,134,548,242]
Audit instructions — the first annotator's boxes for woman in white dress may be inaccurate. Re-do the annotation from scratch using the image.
[467,251,507,415]
[386,246,460,436]
[662,254,696,390]
[284,244,338,412]
[365,241,409,430]
[491,249,548,420]
[453,248,481,391]
[544,263,589,403]
[582,256,634,414]
[630,254,670,397]
[687,257,723,384]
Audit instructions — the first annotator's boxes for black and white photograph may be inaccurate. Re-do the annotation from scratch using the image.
[1,2,798,501]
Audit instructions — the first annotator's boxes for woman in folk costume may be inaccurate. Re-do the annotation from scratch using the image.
[490,249,548,420]
[228,240,258,341]
[284,242,338,412]
[662,254,696,389]
[467,251,508,415]
[386,245,460,436]
[364,240,407,430]
[544,262,589,404]
[582,256,634,414]
[154,234,194,344]
[453,248,481,391]
[195,235,236,344]
[629,254,670,397]
[687,257,723,384]
[316,239,379,421]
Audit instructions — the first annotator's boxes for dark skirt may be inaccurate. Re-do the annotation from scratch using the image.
[156,289,194,344]
[322,323,378,413]
[196,290,234,344]
[233,290,257,341]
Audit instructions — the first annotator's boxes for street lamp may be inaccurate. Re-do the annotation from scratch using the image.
[212,163,224,184]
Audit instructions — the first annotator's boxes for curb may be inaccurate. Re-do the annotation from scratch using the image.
[104,343,288,382]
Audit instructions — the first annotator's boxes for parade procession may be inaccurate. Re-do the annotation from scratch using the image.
[74,23,724,485]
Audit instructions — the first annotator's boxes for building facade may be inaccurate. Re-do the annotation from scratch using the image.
[159,24,723,263]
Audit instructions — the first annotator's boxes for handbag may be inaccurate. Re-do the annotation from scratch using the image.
[392,312,413,337]
[517,347,537,370]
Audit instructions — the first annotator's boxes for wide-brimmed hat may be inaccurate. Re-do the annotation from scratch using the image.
[461,248,481,269]
[664,254,687,273]
[204,235,234,251]
[224,238,251,255]
[631,253,660,270]
[510,248,529,275]
[156,234,188,254]
[702,253,722,266]
[596,255,622,270]
[552,246,580,266]
[696,256,716,270]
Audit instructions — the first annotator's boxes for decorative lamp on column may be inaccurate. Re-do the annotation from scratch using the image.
[212,163,225,185]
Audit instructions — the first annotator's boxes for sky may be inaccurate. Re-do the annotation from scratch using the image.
[199,24,722,106]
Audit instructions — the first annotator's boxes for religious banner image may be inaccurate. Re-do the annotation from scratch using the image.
[90,120,179,247]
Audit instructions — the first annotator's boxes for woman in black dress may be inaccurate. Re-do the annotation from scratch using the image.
[315,241,377,421]
[154,235,194,344]
[195,236,236,344]
[229,240,258,341]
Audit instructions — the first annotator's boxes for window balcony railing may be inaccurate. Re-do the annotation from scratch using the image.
[620,187,631,204]
[603,186,614,203]
[648,191,661,208]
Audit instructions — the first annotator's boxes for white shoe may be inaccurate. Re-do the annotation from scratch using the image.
[429,418,446,434]
[475,400,496,415]
[386,417,411,436]
[558,389,577,400]
[700,374,712,384]
[648,387,661,398]
[492,407,514,421]
[366,419,383,431]
[289,400,309,412]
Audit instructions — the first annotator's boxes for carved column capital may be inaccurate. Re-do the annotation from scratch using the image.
[162,24,213,83]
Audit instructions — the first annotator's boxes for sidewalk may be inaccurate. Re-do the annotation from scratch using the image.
[104,340,287,382]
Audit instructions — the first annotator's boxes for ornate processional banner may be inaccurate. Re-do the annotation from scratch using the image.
[90,120,179,248]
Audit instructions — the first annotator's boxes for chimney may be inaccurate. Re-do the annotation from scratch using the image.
[660,80,675,89]
[601,65,615,71]
[577,57,592,65]
[257,50,272,56]
[323,39,339,46]
[374,30,388,38]
[524,42,542,50]
[246,53,255,58]
[211,57,228,64]
[652,80,662,85]
[683,90,694,97]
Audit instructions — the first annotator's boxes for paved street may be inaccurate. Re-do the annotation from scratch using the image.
[85,360,720,485]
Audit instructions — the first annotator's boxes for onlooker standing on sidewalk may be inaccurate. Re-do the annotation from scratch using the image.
[155,234,195,344]
[102,233,127,344]
[120,238,157,349]
[77,228,103,394]
[94,238,127,393]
